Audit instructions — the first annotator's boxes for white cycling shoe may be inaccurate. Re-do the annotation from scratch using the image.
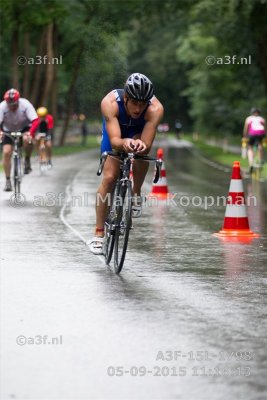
[132,196,142,218]
[88,236,104,255]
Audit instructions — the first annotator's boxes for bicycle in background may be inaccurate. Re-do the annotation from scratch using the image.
[97,151,162,274]
[242,137,265,181]
[1,132,24,198]
[37,132,48,174]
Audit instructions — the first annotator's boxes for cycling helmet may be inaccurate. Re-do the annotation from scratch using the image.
[250,107,261,115]
[37,107,48,117]
[4,88,20,105]
[125,73,154,102]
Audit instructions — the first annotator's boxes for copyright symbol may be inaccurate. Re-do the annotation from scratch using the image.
[16,335,26,346]
[205,55,216,65]
[17,56,27,65]
[9,193,26,207]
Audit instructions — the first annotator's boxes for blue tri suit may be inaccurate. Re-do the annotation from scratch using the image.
[100,89,150,154]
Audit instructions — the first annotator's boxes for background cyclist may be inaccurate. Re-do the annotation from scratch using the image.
[0,89,39,191]
[243,107,266,174]
[89,72,164,255]
[35,106,54,168]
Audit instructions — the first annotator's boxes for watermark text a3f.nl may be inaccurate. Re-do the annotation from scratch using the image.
[17,55,63,66]
[205,55,252,66]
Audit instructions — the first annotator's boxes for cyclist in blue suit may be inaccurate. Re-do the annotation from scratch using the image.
[89,73,164,254]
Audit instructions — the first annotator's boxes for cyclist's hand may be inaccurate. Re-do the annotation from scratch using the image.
[24,131,32,144]
[0,131,3,141]
[35,133,41,141]
[132,139,147,153]
[123,138,136,152]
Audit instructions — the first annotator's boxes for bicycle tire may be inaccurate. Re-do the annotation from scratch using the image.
[13,155,20,196]
[104,224,115,264]
[39,141,48,174]
[104,184,118,264]
[114,179,132,274]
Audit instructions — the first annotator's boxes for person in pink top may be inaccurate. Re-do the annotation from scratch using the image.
[243,107,265,173]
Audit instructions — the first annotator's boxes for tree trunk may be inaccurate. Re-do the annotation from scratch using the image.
[250,3,267,96]
[40,23,54,106]
[59,42,85,146]
[22,32,30,97]
[257,34,267,96]
[50,24,58,141]
[30,29,46,105]
[12,29,19,89]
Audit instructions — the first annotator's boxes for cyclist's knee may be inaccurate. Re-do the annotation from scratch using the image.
[3,145,12,158]
[102,174,117,190]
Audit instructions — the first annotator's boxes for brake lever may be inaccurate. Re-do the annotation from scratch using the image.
[97,152,108,176]
[153,160,162,183]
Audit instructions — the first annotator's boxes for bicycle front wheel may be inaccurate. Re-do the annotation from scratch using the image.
[114,179,132,274]
[104,183,119,265]
[13,155,21,196]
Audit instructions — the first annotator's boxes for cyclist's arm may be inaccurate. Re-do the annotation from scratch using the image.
[101,94,134,152]
[23,100,38,137]
[262,118,266,132]
[29,118,40,137]
[46,114,54,129]
[243,117,249,137]
[0,105,4,137]
[139,99,164,154]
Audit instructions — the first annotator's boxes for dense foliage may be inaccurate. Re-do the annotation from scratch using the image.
[0,0,266,141]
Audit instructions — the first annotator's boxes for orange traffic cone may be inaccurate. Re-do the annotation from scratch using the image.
[148,148,174,200]
[213,161,259,238]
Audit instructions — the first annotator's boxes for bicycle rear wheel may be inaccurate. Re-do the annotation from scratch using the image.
[114,179,132,274]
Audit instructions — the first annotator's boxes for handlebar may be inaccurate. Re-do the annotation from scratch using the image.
[97,151,162,184]
[0,131,32,144]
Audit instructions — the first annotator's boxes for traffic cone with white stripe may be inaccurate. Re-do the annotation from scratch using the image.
[148,148,174,200]
[214,161,259,238]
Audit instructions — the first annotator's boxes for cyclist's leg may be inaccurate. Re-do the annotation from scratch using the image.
[22,127,33,173]
[22,130,33,156]
[46,138,52,165]
[257,136,264,164]
[95,156,120,233]
[132,159,149,196]
[131,133,149,196]
[89,158,120,254]
[247,135,255,172]
[35,137,41,158]
[247,145,254,165]
[2,142,13,179]
[2,140,13,190]
[89,130,120,254]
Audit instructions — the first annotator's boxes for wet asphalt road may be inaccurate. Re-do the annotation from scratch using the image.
[0,140,267,400]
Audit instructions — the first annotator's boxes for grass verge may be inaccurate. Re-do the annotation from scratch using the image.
[183,134,267,179]
[53,135,99,156]
[0,135,100,172]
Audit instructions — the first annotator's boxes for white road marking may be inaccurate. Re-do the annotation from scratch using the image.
[59,168,105,265]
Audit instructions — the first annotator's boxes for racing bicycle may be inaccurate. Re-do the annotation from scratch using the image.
[97,151,162,274]
[37,132,48,174]
[1,132,24,198]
